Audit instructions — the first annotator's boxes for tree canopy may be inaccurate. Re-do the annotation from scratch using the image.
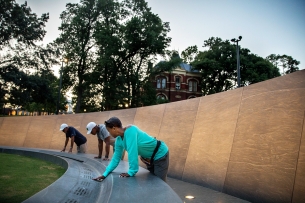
[0,0,59,114]
[186,37,282,95]
[55,0,171,112]
[266,54,300,75]
[0,0,49,48]
[0,0,301,114]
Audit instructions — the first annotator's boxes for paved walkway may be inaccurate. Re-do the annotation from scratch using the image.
[167,177,250,203]
[1,146,250,203]
[0,146,182,203]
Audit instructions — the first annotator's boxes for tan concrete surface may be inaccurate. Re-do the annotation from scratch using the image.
[0,70,304,203]
[0,117,3,127]
[223,71,305,203]
[292,115,305,203]
[1,116,31,146]
[183,88,243,191]
[133,103,166,137]
[109,108,137,126]
[159,98,200,179]
[23,116,57,149]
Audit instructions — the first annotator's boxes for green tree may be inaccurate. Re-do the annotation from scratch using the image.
[0,0,59,113]
[0,0,49,48]
[94,0,171,110]
[1,65,58,114]
[56,0,104,113]
[181,45,198,64]
[191,37,236,95]
[141,80,157,106]
[56,0,171,112]
[266,54,300,75]
[241,50,280,86]
[190,37,281,95]
[0,43,59,113]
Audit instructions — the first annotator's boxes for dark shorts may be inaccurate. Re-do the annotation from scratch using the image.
[146,151,169,182]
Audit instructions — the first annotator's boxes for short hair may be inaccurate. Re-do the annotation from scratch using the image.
[105,117,122,128]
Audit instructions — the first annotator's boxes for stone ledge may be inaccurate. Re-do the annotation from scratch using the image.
[0,146,182,203]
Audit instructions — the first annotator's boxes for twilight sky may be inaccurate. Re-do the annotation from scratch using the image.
[17,0,305,73]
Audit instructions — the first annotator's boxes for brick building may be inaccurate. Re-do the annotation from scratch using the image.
[153,62,202,102]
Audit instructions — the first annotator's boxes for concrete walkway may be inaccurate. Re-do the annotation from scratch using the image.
[1,146,250,203]
[167,177,250,203]
[0,146,182,203]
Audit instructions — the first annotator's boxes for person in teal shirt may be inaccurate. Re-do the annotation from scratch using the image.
[93,117,169,182]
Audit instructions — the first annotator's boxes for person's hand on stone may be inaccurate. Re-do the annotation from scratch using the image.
[93,176,105,182]
[119,173,130,177]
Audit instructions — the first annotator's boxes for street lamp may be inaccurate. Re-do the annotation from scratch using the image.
[231,36,242,88]
[56,58,68,115]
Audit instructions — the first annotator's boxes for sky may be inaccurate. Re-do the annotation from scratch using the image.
[17,0,305,74]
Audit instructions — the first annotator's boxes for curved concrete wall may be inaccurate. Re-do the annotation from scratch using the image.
[1,70,304,203]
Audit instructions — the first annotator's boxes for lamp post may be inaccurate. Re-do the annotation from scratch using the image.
[231,36,242,88]
[56,58,68,115]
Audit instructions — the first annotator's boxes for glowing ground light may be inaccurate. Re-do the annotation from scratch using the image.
[185,195,195,199]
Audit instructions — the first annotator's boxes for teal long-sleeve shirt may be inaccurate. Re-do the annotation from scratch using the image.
[102,125,168,177]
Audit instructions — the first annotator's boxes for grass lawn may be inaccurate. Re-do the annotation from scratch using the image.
[0,153,66,203]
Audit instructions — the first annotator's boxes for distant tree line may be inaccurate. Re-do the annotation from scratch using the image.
[0,0,61,115]
[181,37,299,96]
[0,0,300,114]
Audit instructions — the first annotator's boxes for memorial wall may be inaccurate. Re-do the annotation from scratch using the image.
[1,70,304,203]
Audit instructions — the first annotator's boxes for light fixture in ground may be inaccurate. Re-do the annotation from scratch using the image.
[185,195,195,199]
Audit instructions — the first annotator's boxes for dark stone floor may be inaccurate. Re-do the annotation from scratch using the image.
[1,146,250,203]
[167,177,250,203]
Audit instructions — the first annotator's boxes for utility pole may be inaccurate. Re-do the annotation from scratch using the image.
[231,36,242,88]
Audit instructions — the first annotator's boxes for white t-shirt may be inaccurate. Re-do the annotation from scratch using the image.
[97,124,115,146]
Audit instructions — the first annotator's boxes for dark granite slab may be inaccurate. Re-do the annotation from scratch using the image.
[0,146,182,203]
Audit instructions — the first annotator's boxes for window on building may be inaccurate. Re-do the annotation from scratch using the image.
[175,76,181,90]
[188,80,197,92]
[157,77,166,89]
